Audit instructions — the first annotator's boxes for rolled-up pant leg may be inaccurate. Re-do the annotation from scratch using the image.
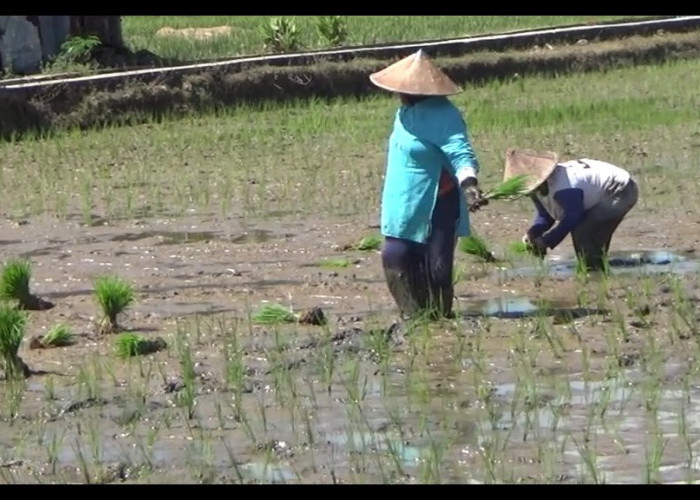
[382,187,460,319]
[571,179,639,271]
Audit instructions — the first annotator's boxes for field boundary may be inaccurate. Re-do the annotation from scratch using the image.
[1,16,699,93]
[2,23,700,140]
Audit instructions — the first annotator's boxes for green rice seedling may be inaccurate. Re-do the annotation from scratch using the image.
[508,240,531,255]
[355,234,382,251]
[0,302,30,380]
[251,303,297,325]
[114,333,166,358]
[41,323,75,348]
[317,257,353,269]
[0,259,31,307]
[0,258,51,311]
[483,174,532,202]
[93,275,135,334]
[458,232,498,263]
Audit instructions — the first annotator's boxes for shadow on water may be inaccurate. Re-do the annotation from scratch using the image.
[109,229,278,245]
[460,295,606,320]
[502,250,699,279]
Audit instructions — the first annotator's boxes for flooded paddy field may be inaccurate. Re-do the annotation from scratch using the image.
[0,208,699,484]
[2,53,700,483]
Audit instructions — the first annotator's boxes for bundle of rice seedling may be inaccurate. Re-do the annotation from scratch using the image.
[508,241,531,255]
[318,257,352,269]
[355,234,382,251]
[0,258,52,310]
[41,323,74,347]
[458,231,498,263]
[94,275,135,334]
[115,333,147,358]
[483,174,532,202]
[0,302,30,379]
[115,332,166,358]
[251,303,298,325]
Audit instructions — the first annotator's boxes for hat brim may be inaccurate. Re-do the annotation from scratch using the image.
[502,149,560,196]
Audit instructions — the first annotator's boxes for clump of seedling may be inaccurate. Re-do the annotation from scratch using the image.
[93,275,135,334]
[482,174,532,202]
[0,302,31,379]
[355,234,382,251]
[508,241,531,255]
[0,258,54,311]
[317,257,354,269]
[251,303,327,326]
[29,323,75,349]
[115,333,167,358]
[458,231,498,263]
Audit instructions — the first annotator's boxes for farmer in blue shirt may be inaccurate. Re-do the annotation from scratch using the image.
[369,49,486,320]
[503,149,639,271]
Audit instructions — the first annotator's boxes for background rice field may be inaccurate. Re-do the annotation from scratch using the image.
[121,16,651,61]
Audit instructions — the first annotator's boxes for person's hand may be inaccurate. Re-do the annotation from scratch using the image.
[522,233,531,245]
[527,236,548,259]
[462,179,489,213]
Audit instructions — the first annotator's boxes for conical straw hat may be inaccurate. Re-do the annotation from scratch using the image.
[369,49,462,96]
[503,149,560,195]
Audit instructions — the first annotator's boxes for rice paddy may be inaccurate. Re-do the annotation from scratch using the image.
[0,17,699,484]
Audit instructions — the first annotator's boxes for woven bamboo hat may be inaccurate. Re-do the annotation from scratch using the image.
[369,49,462,96]
[503,149,560,194]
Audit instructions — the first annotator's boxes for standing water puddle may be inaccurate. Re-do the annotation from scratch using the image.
[459,295,604,319]
[326,431,423,467]
[501,250,699,279]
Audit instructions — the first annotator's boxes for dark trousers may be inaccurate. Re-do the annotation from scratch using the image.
[572,178,639,271]
[381,186,460,320]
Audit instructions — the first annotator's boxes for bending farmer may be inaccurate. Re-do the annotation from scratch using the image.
[504,149,639,271]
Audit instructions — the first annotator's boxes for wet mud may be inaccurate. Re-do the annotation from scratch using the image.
[0,210,698,484]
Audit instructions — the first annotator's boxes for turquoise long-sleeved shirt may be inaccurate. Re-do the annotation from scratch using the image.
[380,96,480,244]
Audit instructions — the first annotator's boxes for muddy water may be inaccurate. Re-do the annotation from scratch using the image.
[501,250,700,280]
[1,207,699,484]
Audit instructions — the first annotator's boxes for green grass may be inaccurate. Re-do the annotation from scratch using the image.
[120,16,651,61]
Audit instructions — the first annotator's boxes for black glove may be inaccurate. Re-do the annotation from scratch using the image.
[463,181,488,213]
[527,236,548,259]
